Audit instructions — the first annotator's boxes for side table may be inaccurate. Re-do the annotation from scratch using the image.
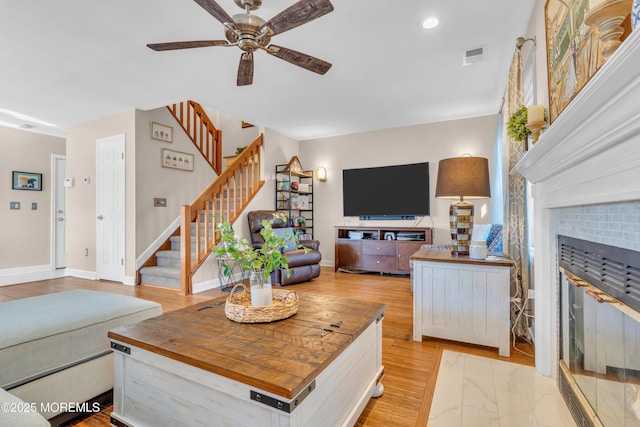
[411,248,512,356]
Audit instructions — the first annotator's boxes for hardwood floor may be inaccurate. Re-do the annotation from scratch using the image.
[0,267,534,427]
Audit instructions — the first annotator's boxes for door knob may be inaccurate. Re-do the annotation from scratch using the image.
[57,218,64,222]
[97,215,104,220]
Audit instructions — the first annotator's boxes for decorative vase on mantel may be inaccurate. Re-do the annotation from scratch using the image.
[249,270,273,306]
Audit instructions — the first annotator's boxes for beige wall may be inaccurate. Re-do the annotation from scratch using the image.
[134,108,219,255]
[3,108,497,281]
[0,127,65,268]
[65,106,256,281]
[66,111,136,276]
[226,126,300,239]
[202,107,260,158]
[299,114,499,265]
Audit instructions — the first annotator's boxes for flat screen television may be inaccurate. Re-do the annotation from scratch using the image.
[342,162,430,219]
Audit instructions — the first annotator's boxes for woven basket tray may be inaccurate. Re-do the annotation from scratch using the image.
[225,283,299,323]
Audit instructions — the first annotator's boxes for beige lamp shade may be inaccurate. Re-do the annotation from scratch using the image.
[435,157,491,200]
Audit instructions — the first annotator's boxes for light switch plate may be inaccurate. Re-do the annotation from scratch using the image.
[32,202,37,210]
[154,198,167,207]
[10,202,20,210]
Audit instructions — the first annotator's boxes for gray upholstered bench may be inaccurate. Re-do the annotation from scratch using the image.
[0,289,162,420]
[0,387,49,426]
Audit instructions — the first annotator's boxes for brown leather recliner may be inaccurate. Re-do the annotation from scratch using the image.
[247,210,321,286]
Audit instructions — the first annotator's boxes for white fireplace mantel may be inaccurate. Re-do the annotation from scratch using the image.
[512,29,640,377]
[514,29,640,207]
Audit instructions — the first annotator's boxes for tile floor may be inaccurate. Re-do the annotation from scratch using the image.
[428,350,576,427]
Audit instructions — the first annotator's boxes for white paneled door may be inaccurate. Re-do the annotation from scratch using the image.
[96,135,125,282]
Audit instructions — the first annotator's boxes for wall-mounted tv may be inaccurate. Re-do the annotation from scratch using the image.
[342,162,430,219]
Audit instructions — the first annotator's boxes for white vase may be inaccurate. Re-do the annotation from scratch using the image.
[249,270,273,306]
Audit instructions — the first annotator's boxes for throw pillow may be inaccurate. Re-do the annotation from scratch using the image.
[272,227,297,252]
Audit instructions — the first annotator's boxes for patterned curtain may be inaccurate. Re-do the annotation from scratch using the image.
[503,49,530,340]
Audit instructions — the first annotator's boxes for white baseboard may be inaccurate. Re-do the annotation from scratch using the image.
[65,269,98,281]
[66,270,134,286]
[320,260,334,268]
[0,265,64,286]
[192,278,221,294]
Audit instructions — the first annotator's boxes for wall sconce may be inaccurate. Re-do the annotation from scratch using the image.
[316,166,327,182]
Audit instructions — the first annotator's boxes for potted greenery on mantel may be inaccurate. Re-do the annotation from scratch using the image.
[507,104,548,145]
[507,105,531,142]
[214,213,301,306]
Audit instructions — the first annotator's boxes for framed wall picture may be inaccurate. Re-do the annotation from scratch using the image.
[545,0,631,123]
[162,148,194,171]
[151,122,173,142]
[12,171,42,191]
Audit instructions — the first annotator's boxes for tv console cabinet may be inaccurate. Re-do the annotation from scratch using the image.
[335,226,432,274]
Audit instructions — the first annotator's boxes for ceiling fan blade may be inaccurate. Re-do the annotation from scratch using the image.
[147,40,230,51]
[237,52,254,86]
[266,45,331,75]
[193,0,235,26]
[260,0,333,36]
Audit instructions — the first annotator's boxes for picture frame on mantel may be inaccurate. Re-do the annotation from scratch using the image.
[545,0,632,124]
[151,122,173,142]
[162,148,194,172]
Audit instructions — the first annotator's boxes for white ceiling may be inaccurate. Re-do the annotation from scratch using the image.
[0,0,535,141]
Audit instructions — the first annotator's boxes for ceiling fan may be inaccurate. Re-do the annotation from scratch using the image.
[147,0,334,86]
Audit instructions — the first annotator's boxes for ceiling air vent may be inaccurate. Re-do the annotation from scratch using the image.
[463,47,484,66]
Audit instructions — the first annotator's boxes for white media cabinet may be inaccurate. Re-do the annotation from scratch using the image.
[411,248,512,356]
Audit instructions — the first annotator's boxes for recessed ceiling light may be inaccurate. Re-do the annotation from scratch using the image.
[420,16,439,30]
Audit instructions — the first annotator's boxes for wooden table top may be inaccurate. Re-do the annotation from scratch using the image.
[108,291,385,399]
[410,248,513,267]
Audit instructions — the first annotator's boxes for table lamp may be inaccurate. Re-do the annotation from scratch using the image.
[435,156,491,255]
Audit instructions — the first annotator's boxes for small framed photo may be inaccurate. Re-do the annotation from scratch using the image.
[162,148,194,172]
[12,171,42,191]
[151,122,173,142]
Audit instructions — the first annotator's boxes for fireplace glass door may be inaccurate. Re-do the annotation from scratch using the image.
[561,273,640,426]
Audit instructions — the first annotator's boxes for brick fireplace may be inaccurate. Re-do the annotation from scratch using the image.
[514,28,640,425]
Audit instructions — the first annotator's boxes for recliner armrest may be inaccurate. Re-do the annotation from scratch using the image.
[300,240,320,251]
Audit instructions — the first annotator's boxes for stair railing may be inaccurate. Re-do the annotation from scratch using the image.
[180,134,264,295]
[168,101,222,175]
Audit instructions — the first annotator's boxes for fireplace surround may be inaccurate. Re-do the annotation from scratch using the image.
[513,25,640,427]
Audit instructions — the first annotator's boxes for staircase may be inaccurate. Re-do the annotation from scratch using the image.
[168,101,223,174]
[139,223,213,290]
[139,102,264,294]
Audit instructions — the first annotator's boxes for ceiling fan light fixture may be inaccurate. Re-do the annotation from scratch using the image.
[232,12,265,27]
[420,16,440,30]
[149,0,334,86]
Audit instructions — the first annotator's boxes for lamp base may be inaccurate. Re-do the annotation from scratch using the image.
[449,201,474,256]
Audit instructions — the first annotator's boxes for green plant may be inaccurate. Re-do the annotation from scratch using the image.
[235,146,247,156]
[214,213,301,281]
[506,105,530,142]
[507,105,548,142]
